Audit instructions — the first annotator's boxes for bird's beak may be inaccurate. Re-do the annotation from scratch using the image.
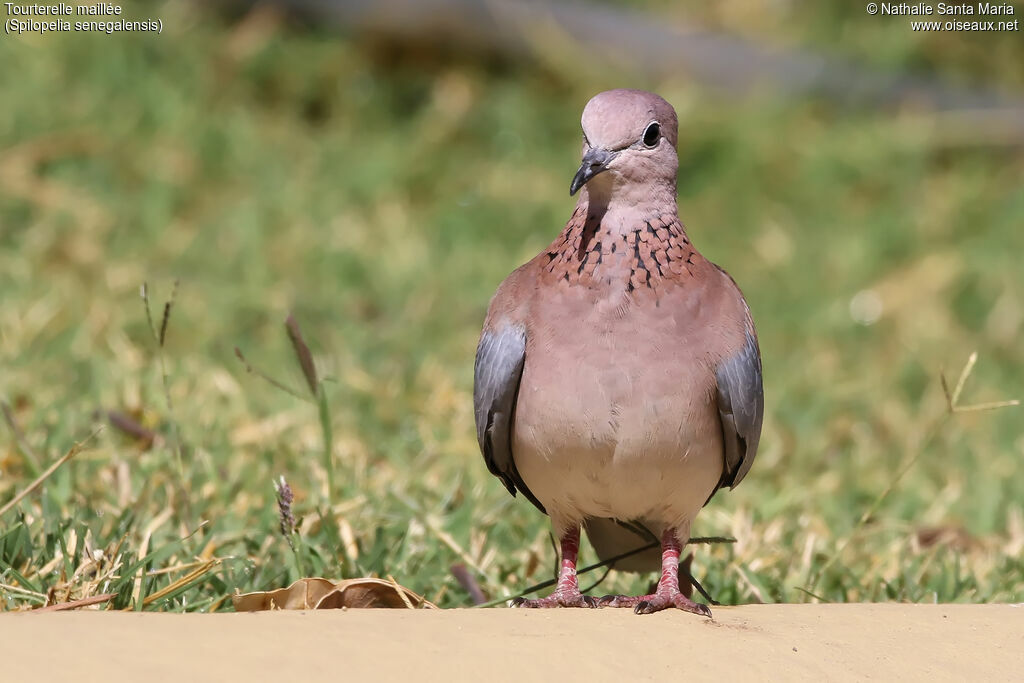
[570,147,615,196]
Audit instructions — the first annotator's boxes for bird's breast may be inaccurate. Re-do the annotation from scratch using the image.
[510,281,724,526]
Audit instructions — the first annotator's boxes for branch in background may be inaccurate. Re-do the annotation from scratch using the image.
[219,0,1024,141]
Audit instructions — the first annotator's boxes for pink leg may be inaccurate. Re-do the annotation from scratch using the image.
[511,526,597,608]
[598,528,712,617]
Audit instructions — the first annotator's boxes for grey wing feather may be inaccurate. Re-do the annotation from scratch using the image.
[715,329,764,490]
[473,325,546,513]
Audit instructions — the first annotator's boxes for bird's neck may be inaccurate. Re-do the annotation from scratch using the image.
[573,181,686,244]
[540,183,697,291]
[577,179,681,239]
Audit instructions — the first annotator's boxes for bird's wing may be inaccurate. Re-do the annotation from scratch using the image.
[714,324,764,490]
[473,323,546,513]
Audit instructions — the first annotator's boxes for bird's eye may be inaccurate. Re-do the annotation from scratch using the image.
[642,122,660,147]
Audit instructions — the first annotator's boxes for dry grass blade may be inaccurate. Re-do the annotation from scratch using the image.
[387,574,416,609]
[140,283,158,345]
[0,430,99,518]
[953,399,1020,413]
[132,507,174,605]
[285,313,318,397]
[159,279,180,348]
[234,347,308,400]
[0,582,46,601]
[951,351,977,408]
[33,593,116,613]
[146,560,221,578]
[428,519,494,582]
[942,351,1020,413]
[939,370,954,411]
[141,559,220,607]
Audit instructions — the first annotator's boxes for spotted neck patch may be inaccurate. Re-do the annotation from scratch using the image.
[540,205,698,293]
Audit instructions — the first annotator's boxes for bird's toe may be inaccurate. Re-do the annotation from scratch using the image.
[674,596,713,618]
[633,600,656,615]
[510,591,598,608]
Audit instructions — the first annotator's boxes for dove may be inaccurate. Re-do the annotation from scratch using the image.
[474,89,763,615]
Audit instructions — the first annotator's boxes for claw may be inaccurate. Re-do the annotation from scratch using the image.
[625,593,712,616]
[596,594,632,608]
[695,604,712,618]
[511,591,599,609]
[598,527,714,617]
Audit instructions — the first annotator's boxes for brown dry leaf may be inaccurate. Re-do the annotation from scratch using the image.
[232,577,436,611]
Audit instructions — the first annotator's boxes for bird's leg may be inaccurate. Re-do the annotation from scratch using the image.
[598,528,712,617]
[511,526,597,608]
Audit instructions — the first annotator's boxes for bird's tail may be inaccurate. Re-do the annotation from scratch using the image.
[583,517,662,573]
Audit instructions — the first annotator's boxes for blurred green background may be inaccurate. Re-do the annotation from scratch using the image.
[0,0,1021,610]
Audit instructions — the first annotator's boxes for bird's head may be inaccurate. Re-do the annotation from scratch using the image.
[569,89,679,199]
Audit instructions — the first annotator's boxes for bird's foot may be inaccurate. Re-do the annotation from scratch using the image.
[598,590,712,617]
[511,590,598,609]
[511,526,597,608]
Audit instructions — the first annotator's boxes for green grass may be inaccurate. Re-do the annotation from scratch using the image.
[1,2,1022,611]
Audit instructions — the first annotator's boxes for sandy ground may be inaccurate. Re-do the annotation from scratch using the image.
[3,604,1022,682]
